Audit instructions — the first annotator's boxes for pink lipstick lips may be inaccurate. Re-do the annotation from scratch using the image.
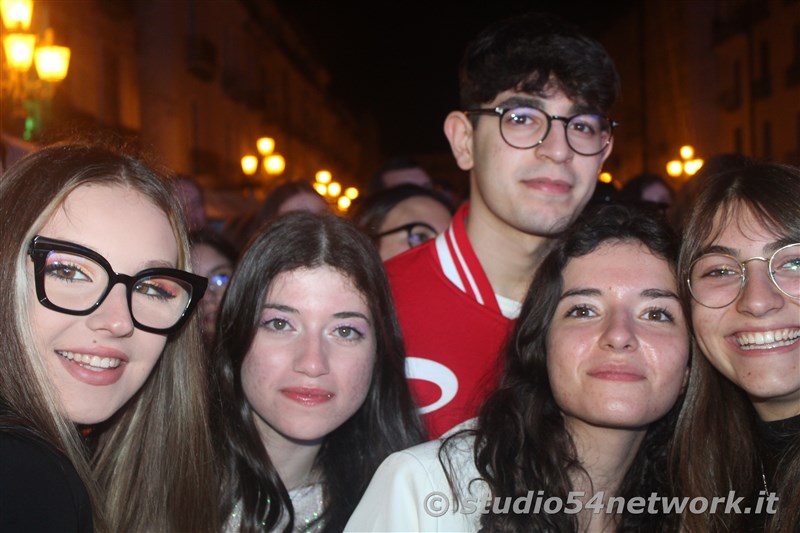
[281,387,335,406]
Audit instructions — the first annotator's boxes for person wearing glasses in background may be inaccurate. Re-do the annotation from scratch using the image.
[190,228,239,346]
[0,143,219,532]
[671,160,800,532]
[385,11,620,438]
[350,183,455,261]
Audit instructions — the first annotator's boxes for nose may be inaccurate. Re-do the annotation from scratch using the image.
[204,289,223,305]
[736,261,785,317]
[599,311,639,351]
[292,333,330,377]
[86,284,135,337]
[535,118,573,163]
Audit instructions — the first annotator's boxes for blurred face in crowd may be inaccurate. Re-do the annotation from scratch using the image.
[641,182,673,206]
[381,167,433,189]
[277,192,328,216]
[174,178,206,231]
[191,243,233,343]
[377,196,453,261]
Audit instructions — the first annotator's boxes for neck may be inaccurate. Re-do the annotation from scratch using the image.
[464,202,552,302]
[566,419,646,532]
[257,425,322,491]
[750,394,800,422]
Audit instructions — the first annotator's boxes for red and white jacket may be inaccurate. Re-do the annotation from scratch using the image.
[385,203,516,439]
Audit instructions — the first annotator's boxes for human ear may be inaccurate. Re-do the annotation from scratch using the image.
[444,111,474,171]
[598,137,614,168]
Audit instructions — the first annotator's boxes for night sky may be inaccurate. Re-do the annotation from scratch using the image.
[274,1,640,158]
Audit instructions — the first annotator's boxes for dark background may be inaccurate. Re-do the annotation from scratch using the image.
[275,1,640,158]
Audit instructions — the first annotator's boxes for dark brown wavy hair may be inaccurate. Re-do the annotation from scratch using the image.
[441,203,686,532]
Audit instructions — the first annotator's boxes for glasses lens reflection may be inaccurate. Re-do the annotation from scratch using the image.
[500,107,612,155]
[39,248,194,330]
[689,243,800,308]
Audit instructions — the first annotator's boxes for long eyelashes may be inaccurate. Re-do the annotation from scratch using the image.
[641,306,675,322]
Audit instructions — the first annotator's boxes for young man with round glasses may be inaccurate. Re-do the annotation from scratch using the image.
[385,11,620,438]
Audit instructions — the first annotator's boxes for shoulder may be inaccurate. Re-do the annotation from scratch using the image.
[345,436,485,532]
[384,238,437,279]
[0,429,93,532]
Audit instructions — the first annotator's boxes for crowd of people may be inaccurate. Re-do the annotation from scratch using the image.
[1,9,797,533]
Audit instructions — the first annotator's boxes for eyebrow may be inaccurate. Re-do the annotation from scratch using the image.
[497,96,591,116]
[701,240,790,257]
[262,303,371,322]
[560,287,680,301]
[46,240,176,271]
[143,259,177,269]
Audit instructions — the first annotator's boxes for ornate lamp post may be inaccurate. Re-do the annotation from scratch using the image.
[1,0,71,140]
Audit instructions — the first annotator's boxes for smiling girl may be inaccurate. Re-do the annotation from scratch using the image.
[672,160,800,532]
[0,143,218,532]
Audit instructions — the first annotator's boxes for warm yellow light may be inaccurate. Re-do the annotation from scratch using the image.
[598,172,612,184]
[679,145,694,160]
[315,170,332,184]
[264,154,286,175]
[313,183,327,196]
[337,196,351,210]
[666,160,683,178]
[344,187,359,200]
[256,137,275,156]
[3,32,35,71]
[327,181,341,197]
[241,155,258,176]
[1,0,33,31]
[34,45,70,82]
[684,159,704,176]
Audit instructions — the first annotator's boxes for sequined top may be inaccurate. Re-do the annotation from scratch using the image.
[224,482,324,532]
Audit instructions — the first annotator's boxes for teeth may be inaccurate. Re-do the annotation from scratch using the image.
[736,328,800,350]
[57,351,121,369]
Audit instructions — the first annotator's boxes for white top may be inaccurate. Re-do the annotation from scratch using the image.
[344,435,489,532]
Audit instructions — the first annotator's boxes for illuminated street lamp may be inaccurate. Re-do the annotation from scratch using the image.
[241,155,258,176]
[264,154,286,176]
[666,145,704,179]
[34,38,70,82]
[1,0,33,30]
[327,181,342,197]
[257,136,275,156]
[315,170,332,184]
[1,0,71,140]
